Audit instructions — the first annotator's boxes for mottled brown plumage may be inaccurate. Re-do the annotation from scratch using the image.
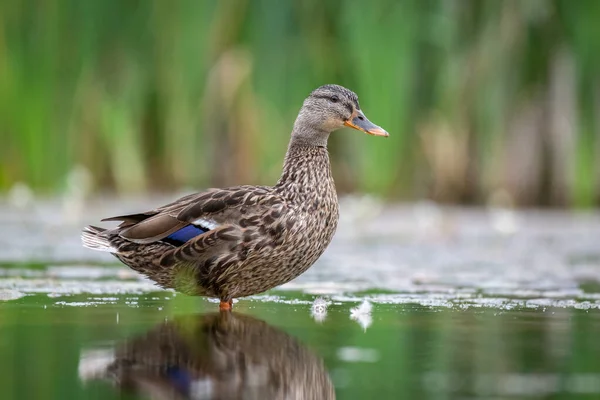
[79,312,335,399]
[82,84,388,305]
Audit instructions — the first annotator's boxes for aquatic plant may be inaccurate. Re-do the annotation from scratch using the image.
[1,0,598,207]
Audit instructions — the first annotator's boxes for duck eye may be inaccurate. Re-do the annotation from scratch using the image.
[330,95,339,103]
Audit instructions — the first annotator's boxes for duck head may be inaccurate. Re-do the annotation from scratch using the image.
[292,84,389,147]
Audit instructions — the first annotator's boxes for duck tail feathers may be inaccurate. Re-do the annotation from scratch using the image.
[81,226,117,253]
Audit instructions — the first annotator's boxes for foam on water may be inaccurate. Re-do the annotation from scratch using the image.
[1,197,599,309]
[1,270,599,310]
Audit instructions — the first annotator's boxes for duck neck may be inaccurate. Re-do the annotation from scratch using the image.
[288,119,330,148]
[276,128,333,190]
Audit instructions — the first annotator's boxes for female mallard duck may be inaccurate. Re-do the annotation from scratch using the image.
[82,84,388,310]
[79,312,335,399]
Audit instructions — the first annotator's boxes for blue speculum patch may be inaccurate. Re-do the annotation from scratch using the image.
[165,225,207,244]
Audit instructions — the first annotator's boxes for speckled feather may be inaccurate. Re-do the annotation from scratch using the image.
[82,84,382,302]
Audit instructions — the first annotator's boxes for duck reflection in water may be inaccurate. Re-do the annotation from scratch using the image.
[79,311,335,399]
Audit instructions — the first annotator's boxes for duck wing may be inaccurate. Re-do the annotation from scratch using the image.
[102,186,282,245]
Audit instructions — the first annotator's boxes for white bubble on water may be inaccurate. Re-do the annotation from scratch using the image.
[311,297,329,323]
[351,300,372,315]
[350,300,373,331]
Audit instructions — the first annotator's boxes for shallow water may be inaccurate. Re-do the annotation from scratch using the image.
[1,197,600,399]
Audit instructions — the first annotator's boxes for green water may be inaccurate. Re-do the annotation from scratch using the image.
[1,291,599,400]
[2,202,600,398]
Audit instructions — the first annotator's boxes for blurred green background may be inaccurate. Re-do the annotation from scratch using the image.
[1,0,599,207]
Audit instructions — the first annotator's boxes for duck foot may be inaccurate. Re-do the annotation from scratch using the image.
[219,299,233,311]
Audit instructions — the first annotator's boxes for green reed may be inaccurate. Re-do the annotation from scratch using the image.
[1,0,598,207]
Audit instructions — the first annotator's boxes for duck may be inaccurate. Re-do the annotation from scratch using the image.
[82,84,388,310]
[78,311,335,400]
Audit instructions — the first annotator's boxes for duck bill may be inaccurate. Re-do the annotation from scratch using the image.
[344,111,389,137]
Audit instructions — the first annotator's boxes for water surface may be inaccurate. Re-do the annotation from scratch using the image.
[1,198,599,399]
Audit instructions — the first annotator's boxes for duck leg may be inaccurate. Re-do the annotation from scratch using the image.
[219,299,233,311]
